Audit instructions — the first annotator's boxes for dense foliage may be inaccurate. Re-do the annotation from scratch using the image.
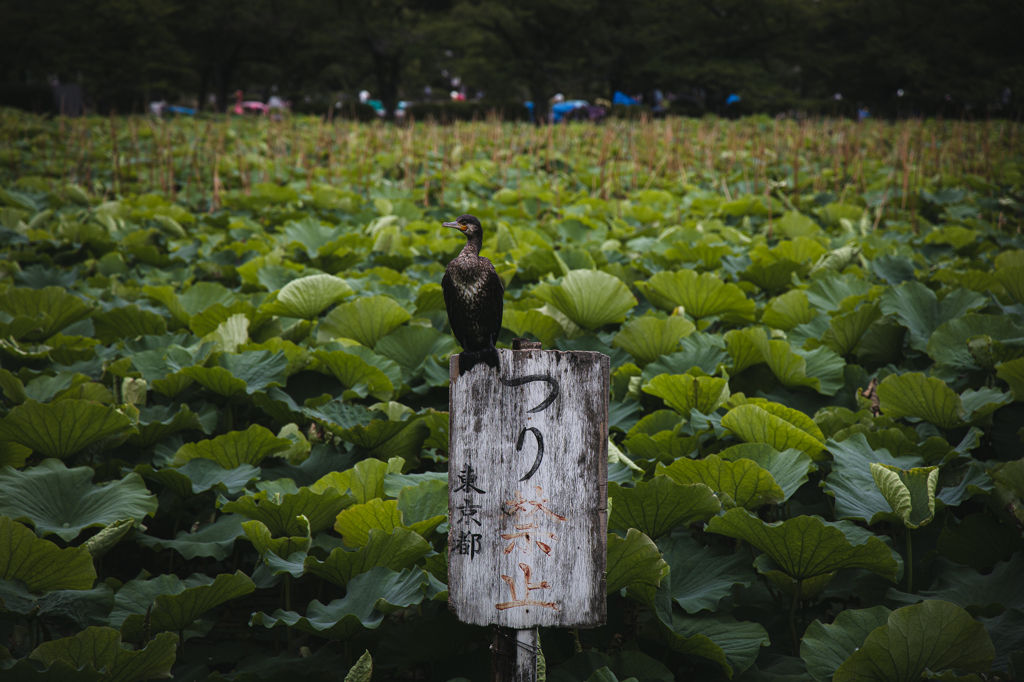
[0,109,1023,681]
[1,0,1021,117]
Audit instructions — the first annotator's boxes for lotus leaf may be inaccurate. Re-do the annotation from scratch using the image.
[242,518,312,558]
[936,513,1024,570]
[304,527,431,587]
[533,270,636,330]
[888,554,1024,616]
[638,269,755,322]
[179,349,287,397]
[605,528,669,594]
[318,295,412,347]
[721,403,826,459]
[608,478,720,538]
[29,627,178,682]
[762,290,818,331]
[311,349,394,400]
[656,535,756,614]
[221,486,355,536]
[870,463,939,528]
[119,571,255,642]
[643,373,730,415]
[880,281,986,352]
[173,424,292,467]
[833,600,994,682]
[261,274,353,319]
[748,327,845,395]
[0,516,96,592]
[0,399,135,459]
[0,459,157,541]
[657,454,785,510]
[800,606,892,682]
[717,443,813,502]
[0,286,93,341]
[823,434,925,524]
[612,316,695,366]
[135,513,246,561]
[334,498,442,547]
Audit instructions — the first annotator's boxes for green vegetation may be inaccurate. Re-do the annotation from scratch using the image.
[0,109,1023,681]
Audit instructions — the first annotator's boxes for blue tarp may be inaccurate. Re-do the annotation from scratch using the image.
[613,91,640,106]
[551,100,588,122]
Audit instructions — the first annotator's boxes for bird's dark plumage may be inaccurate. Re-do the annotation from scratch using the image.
[442,214,504,373]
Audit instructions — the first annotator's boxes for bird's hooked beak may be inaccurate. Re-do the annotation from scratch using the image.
[443,220,467,232]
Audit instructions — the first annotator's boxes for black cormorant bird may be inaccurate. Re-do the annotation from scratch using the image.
[442,214,504,372]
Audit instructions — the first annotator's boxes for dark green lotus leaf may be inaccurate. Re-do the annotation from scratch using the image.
[880,280,986,352]
[658,455,784,510]
[0,580,113,631]
[260,274,353,319]
[177,281,238,316]
[242,518,311,559]
[220,486,355,536]
[334,498,442,546]
[722,403,826,459]
[396,478,448,528]
[657,535,755,614]
[119,571,254,642]
[870,462,939,529]
[706,509,898,582]
[251,566,429,640]
[978,608,1024,674]
[936,513,1024,570]
[0,657,107,681]
[718,443,813,502]
[888,554,1024,616]
[800,605,892,682]
[313,458,398,503]
[0,459,157,541]
[29,627,178,682]
[608,477,720,538]
[374,325,459,379]
[21,372,90,403]
[877,372,965,429]
[304,527,431,588]
[639,270,754,321]
[179,350,287,397]
[548,650,673,682]
[0,286,93,341]
[805,272,872,314]
[0,517,96,592]
[127,403,212,448]
[319,296,412,347]
[92,305,167,344]
[606,528,669,594]
[303,400,379,434]
[0,399,135,459]
[823,434,924,525]
[173,424,292,467]
[833,600,994,682]
[927,314,1024,377]
[821,302,882,357]
[747,327,845,395]
[762,290,818,332]
[136,459,259,497]
[382,470,448,498]
[501,309,565,347]
[135,513,245,561]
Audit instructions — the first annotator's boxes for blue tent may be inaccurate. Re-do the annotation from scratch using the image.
[613,91,640,106]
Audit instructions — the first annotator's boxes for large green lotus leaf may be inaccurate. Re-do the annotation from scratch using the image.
[173,424,292,467]
[0,581,113,631]
[135,513,246,561]
[120,571,254,642]
[533,270,637,330]
[996,265,1024,304]
[876,373,964,429]
[304,527,431,588]
[177,281,238,316]
[319,296,412,347]
[762,291,818,332]
[606,528,669,594]
[749,328,845,395]
[311,349,394,401]
[880,281,987,352]
[0,441,31,469]
[717,443,813,502]
[706,509,898,581]
[888,554,1024,616]
[0,517,95,591]
[334,498,443,547]
[29,627,177,682]
[303,400,378,433]
[628,570,767,678]
[643,374,730,415]
[725,327,769,374]
[179,350,287,397]
[92,305,167,344]
[657,535,755,614]
[367,418,430,465]
[189,301,256,339]
[657,455,785,510]
[327,343,403,392]
[373,326,458,378]
[19,372,90,404]
[721,403,826,459]
[870,463,939,529]
[996,357,1024,400]
[0,459,157,541]
[382,470,449,498]
[127,403,208,449]
[936,513,1024,570]
[312,458,398,504]
[108,574,184,630]
[251,566,429,640]
[823,434,924,524]
[142,285,192,328]
[800,606,892,682]
[805,272,873,314]
[978,608,1024,674]
[261,274,353,319]
[242,518,312,559]
[638,269,755,322]
[612,316,695,366]
[396,478,448,527]
[0,286,93,341]
[547,650,673,682]
[832,600,994,682]
[927,314,1024,376]
[501,309,565,347]
[136,459,259,497]
[608,477,720,539]
[990,458,1024,501]
[0,399,135,459]
[821,303,882,357]
[221,486,354,536]
[740,258,803,293]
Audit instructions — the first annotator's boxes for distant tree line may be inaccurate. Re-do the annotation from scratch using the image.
[0,0,1020,119]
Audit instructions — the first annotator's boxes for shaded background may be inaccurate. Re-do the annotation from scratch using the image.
[1,0,1021,118]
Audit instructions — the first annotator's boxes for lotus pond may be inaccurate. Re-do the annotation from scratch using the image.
[0,108,1023,682]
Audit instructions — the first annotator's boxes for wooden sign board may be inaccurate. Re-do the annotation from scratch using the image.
[447,348,609,629]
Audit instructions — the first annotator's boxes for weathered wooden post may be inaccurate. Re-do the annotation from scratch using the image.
[448,339,610,682]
